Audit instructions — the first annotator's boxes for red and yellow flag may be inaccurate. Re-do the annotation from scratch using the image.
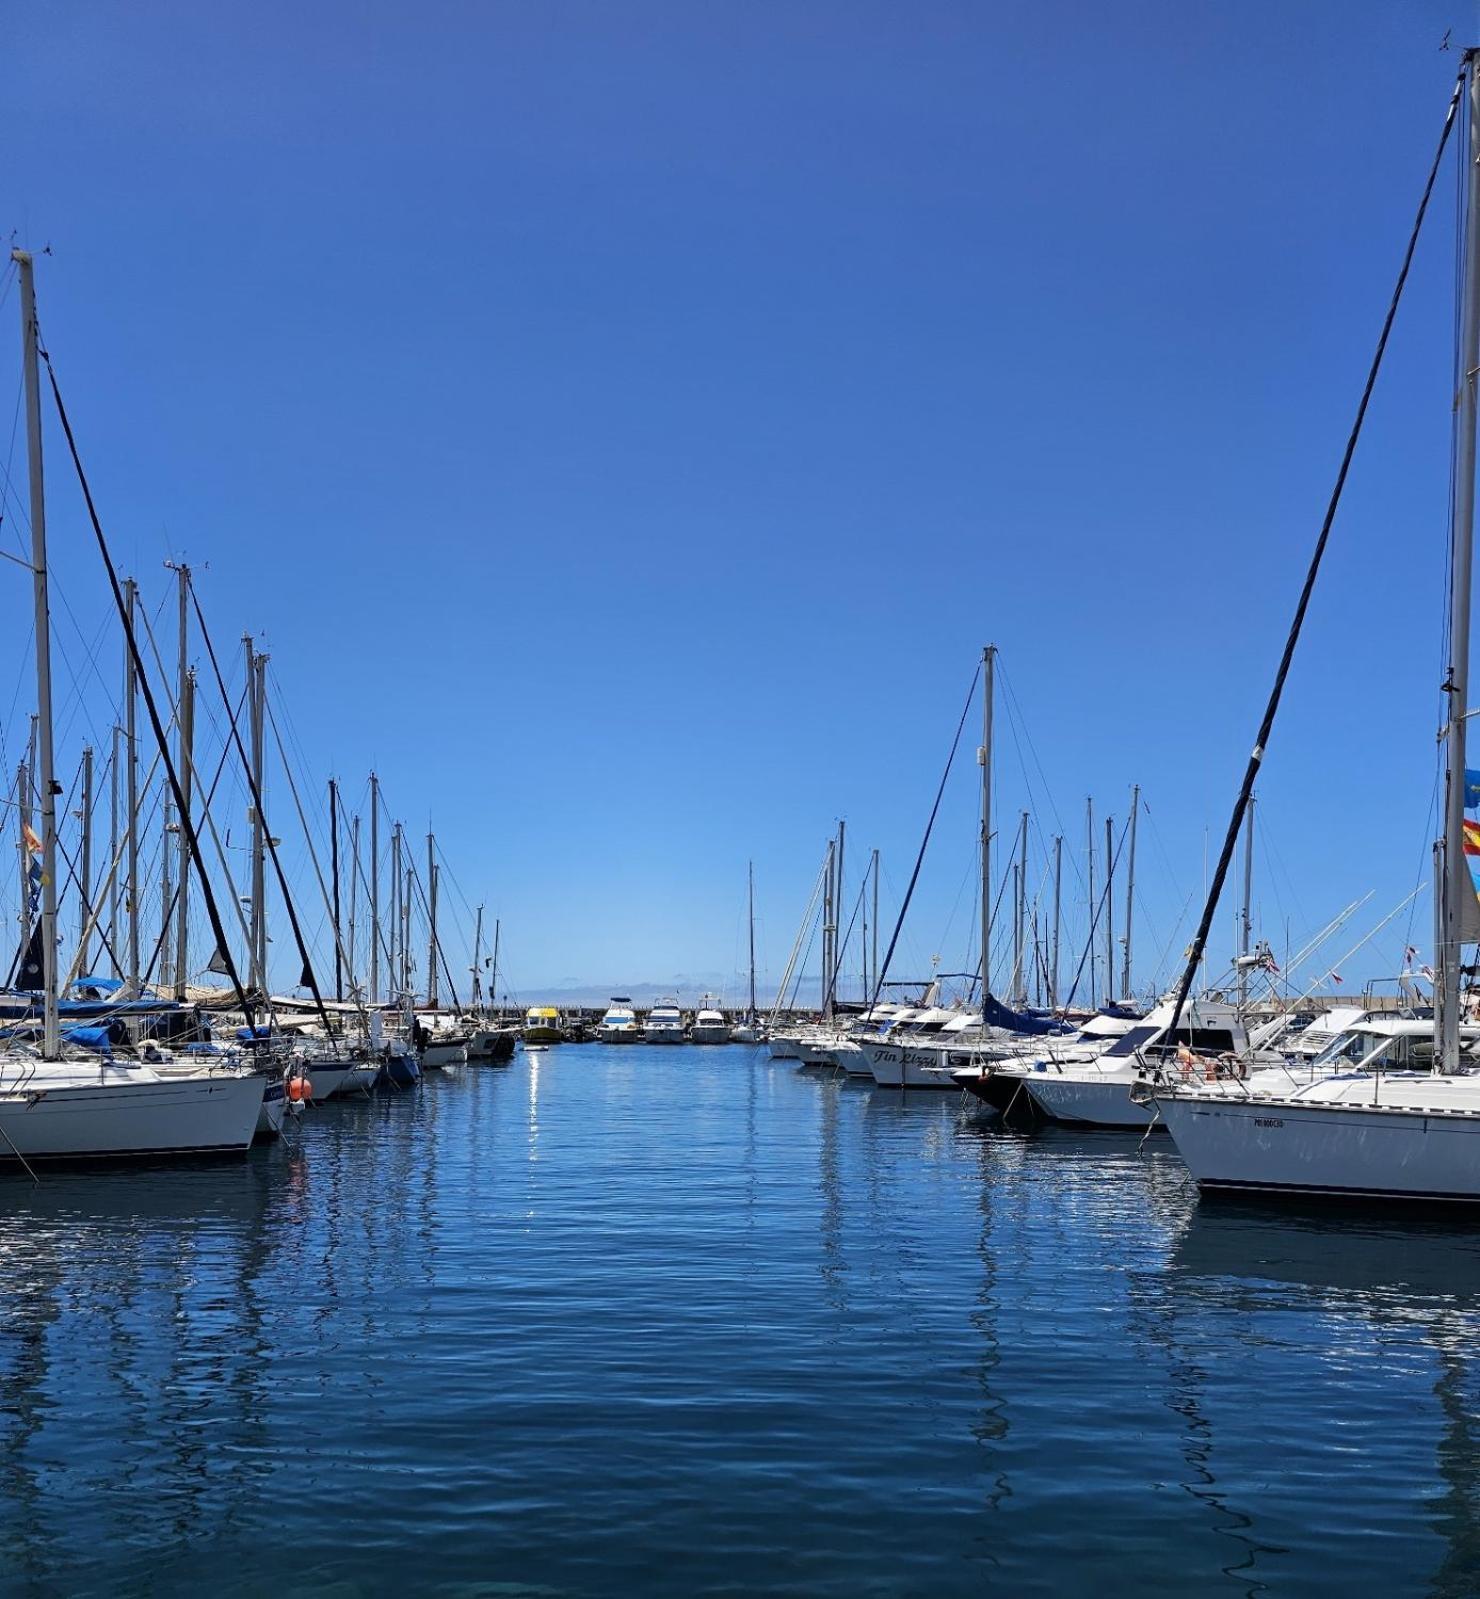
[1464,817,1480,857]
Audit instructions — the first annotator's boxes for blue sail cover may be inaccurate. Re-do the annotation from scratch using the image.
[62,1024,115,1051]
[982,994,1069,1035]
[73,976,125,993]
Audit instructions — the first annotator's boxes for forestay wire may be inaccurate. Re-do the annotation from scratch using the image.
[868,659,983,1010]
[1163,65,1467,1042]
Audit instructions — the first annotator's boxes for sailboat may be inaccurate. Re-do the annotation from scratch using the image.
[731,861,761,1043]
[0,249,264,1163]
[464,911,517,1062]
[1152,58,1480,1202]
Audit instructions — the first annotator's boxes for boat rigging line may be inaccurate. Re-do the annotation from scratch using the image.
[38,340,256,1027]
[1059,813,1129,1013]
[868,658,982,1010]
[184,588,337,1031]
[1163,65,1466,1042]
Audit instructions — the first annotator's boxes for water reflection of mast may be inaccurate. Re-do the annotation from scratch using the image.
[1124,1255,1281,1584]
[816,1070,847,1312]
[150,1163,277,1547]
[0,1211,66,1571]
[966,1128,1010,1512]
[1429,1330,1480,1597]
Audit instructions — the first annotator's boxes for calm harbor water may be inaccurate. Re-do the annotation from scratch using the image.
[2,1044,1480,1596]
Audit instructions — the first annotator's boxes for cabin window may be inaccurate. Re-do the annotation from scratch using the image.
[1104,1025,1162,1058]
[1178,1028,1236,1053]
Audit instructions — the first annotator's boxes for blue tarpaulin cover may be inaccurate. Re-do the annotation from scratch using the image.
[61,1024,115,1051]
[982,994,1069,1036]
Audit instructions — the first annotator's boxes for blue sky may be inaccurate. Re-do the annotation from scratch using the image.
[0,0,1474,1005]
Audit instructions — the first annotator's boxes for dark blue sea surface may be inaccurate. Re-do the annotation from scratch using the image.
[2,1043,1480,1596]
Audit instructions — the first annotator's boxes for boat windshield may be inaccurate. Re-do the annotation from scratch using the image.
[1310,1028,1436,1073]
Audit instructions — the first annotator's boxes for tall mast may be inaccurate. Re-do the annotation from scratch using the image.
[426,834,439,1009]
[490,916,501,1012]
[329,779,343,1003]
[979,645,995,1001]
[77,744,93,974]
[108,726,120,975]
[1122,784,1139,1002]
[369,774,380,1004]
[834,819,845,1008]
[870,850,879,1013]
[1014,810,1028,1004]
[470,903,484,1010]
[748,860,757,1021]
[821,838,835,1020]
[860,862,868,1000]
[15,761,29,957]
[1104,815,1114,1005]
[1051,834,1062,1009]
[402,858,413,997]
[1442,57,1480,1073]
[1086,797,1096,1008]
[160,779,173,991]
[348,811,360,998]
[173,669,194,999]
[27,718,37,825]
[170,562,193,1000]
[14,250,61,1057]
[1238,793,1256,1017]
[124,576,140,989]
[244,636,267,993]
[390,822,402,998]
[862,849,878,1003]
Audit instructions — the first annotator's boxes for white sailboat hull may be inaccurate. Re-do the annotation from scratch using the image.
[300,1064,355,1100]
[336,1062,380,1096]
[420,1041,468,1068]
[858,1041,959,1090]
[1025,1072,1155,1129]
[1157,1088,1480,1202]
[256,1078,286,1139]
[0,1073,265,1162]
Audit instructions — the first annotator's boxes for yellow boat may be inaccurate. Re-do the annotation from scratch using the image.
[523,1006,566,1045]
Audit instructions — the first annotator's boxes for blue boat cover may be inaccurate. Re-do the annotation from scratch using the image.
[62,1024,115,1051]
[982,994,1069,1036]
[74,976,125,992]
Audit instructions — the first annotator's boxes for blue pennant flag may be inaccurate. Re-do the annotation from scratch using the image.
[1469,769,1480,809]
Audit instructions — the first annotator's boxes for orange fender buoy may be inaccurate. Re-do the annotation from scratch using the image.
[286,1074,314,1103]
